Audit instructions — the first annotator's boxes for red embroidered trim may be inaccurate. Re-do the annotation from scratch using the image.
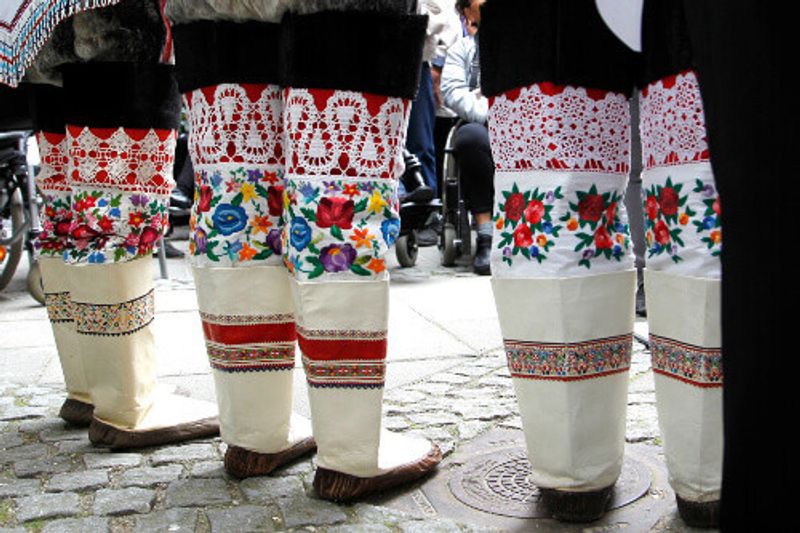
[207,342,295,373]
[297,327,387,361]
[303,355,385,388]
[35,131,69,192]
[640,70,710,170]
[505,334,632,381]
[488,82,630,175]
[66,126,176,196]
[650,333,722,388]
[284,88,409,180]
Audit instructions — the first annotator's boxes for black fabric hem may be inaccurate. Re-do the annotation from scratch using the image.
[280,11,427,99]
[639,0,695,87]
[479,0,640,97]
[26,83,66,132]
[62,62,180,130]
[173,21,282,93]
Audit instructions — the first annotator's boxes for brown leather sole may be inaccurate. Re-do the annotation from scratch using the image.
[676,495,720,528]
[540,485,614,523]
[313,443,442,503]
[59,398,94,427]
[88,416,219,450]
[224,438,317,479]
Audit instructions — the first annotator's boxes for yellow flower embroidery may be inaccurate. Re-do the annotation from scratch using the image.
[367,190,388,214]
[240,183,257,203]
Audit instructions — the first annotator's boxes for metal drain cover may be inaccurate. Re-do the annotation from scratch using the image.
[448,446,651,519]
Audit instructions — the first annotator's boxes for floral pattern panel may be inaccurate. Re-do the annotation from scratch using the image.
[64,126,175,264]
[35,131,72,257]
[284,177,399,281]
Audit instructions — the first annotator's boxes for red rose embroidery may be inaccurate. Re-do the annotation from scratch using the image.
[605,201,617,223]
[524,200,545,225]
[645,195,659,221]
[513,224,533,248]
[578,194,605,222]
[316,197,355,229]
[71,224,99,240]
[267,186,284,217]
[55,220,72,236]
[654,220,671,245]
[139,226,161,247]
[505,193,525,222]
[197,186,213,213]
[659,187,679,216]
[594,226,613,249]
[98,216,114,233]
[712,197,721,216]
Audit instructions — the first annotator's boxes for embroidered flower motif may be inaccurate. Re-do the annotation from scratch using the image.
[267,185,284,216]
[381,219,400,247]
[561,183,630,268]
[644,176,694,263]
[319,243,357,272]
[691,178,722,256]
[316,197,355,229]
[495,182,563,265]
[265,228,282,255]
[212,204,248,236]
[290,217,313,251]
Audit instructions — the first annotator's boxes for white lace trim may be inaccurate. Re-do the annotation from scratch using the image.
[185,83,284,167]
[284,88,409,180]
[639,70,709,170]
[35,131,70,193]
[488,83,631,175]
[67,126,176,196]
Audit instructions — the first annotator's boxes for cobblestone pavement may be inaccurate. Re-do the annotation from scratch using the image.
[0,338,703,532]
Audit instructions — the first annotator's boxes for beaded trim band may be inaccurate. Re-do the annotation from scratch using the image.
[73,289,155,336]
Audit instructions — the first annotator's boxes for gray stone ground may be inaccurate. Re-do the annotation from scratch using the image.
[0,235,712,532]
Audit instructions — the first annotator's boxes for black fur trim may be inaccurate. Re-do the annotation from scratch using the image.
[639,0,694,87]
[173,21,282,93]
[479,0,640,97]
[62,63,180,130]
[280,11,428,99]
[26,84,66,133]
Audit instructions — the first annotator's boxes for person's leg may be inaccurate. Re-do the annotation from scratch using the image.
[453,122,495,274]
[480,1,639,521]
[173,20,315,477]
[281,10,441,502]
[405,63,438,195]
[62,62,218,449]
[30,85,93,426]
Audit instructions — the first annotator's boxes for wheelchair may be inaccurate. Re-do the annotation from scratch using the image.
[438,119,472,266]
[395,150,441,267]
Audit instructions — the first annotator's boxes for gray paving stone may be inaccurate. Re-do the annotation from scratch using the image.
[404,382,451,395]
[383,390,426,404]
[452,403,512,421]
[189,461,225,478]
[84,452,142,469]
[0,478,40,498]
[0,406,48,421]
[47,470,109,492]
[133,508,199,532]
[353,504,418,524]
[150,443,217,465]
[41,517,109,533]
[26,394,64,408]
[39,426,88,442]
[383,416,411,431]
[277,494,348,529]
[55,438,95,454]
[407,412,459,427]
[15,492,81,523]
[0,432,25,449]
[14,454,74,477]
[398,519,463,533]
[457,420,488,441]
[240,476,304,502]
[626,403,661,443]
[121,464,184,487]
[273,459,313,477]
[0,527,26,533]
[1,442,50,462]
[207,506,277,533]
[15,386,52,396]
[16,417,63,433]
[327,525,393,533]
[164,478,232,507]
[93,487,155,516]
[427,373,472,385]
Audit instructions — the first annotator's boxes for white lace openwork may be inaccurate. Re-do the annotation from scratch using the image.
[35,132,69,192]
[67,127,176,196]
[185,83,283,167]
[488,83,631,175]
[639,70,709,170]
[284,89,409,180]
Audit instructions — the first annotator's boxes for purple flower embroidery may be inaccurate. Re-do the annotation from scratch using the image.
[130,194,149,207]
[247,169,262,183]
[194,228,208,254]
[265,229,282,255]
[323,181,341,193]
[319,243,357,272]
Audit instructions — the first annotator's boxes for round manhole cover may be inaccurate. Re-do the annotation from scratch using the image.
[448,447,651,519]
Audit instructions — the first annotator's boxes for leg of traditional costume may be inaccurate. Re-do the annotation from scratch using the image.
[639,2,723,526]
[479,1,640,522]
[61,62,218,449]
[30,85,93,426]
[172,21,314,477]
[281,11,441,502]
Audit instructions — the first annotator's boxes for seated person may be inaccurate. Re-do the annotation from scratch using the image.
[441,0,493,275]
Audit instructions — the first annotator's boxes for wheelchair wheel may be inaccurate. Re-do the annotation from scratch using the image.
[396,231,418,268]
[27,260,45,305]
[0,188,24,291]
[440,224,457,266]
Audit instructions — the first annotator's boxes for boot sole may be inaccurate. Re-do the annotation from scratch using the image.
[314,443,442,502]
[540,485,614,523]
[88,416,219,450]
[224,438,317,479]
[59,398,94,427]
[676,495,720,528]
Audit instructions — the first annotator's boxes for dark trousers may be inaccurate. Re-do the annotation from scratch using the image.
[453,121,494,214]
[405,62,438,195]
